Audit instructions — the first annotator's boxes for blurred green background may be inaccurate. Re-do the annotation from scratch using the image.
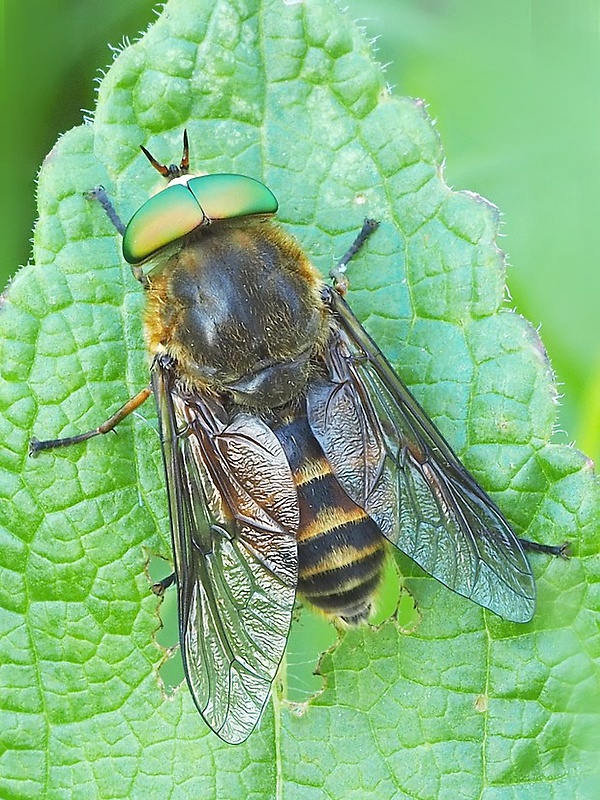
[2,0,599,464]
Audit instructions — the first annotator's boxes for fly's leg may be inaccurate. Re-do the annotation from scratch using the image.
[152,572,177,596]
[30,387,152,456]
[86,186,126,235]
[520,538,571,559]
[85,187,148,286]
[31,385,169,601]
[329,218,380,294]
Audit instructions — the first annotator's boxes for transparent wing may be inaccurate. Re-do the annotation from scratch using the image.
[153,361,298,743]
[307,289,535,622]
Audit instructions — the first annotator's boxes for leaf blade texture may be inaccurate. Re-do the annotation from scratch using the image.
[0,0,598,797]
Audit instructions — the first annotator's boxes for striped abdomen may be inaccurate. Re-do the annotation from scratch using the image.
[274,413,386,625]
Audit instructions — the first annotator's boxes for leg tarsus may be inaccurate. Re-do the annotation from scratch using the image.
[152,572,177,596]
[86,186,127,235]
[85,186,148,287]
[29,386,152,456]
[330,218,380,294]
[520,538,571,559]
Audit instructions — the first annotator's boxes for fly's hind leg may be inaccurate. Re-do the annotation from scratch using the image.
[30,387,152,456]
[329,218,380,294]
[151,572,177,596]
[520,538,571,559]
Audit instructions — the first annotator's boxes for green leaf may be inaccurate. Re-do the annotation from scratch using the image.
[1,0,598,797]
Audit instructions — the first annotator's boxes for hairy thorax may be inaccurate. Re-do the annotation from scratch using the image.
[143,219,330,408]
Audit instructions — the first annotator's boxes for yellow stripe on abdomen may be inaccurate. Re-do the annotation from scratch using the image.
[274,414,387,625]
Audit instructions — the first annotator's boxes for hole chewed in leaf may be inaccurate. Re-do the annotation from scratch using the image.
[147,555,184,693]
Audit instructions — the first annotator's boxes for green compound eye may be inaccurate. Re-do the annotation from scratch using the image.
[122,184,204,265]
[122,174,278,265]
[186,174,278,221]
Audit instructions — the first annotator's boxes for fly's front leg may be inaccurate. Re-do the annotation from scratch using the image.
[329,218,380,294]
[30,185,153,457]
[85,186,148,287]
[30,387,152,456]
[85,186,127,236]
